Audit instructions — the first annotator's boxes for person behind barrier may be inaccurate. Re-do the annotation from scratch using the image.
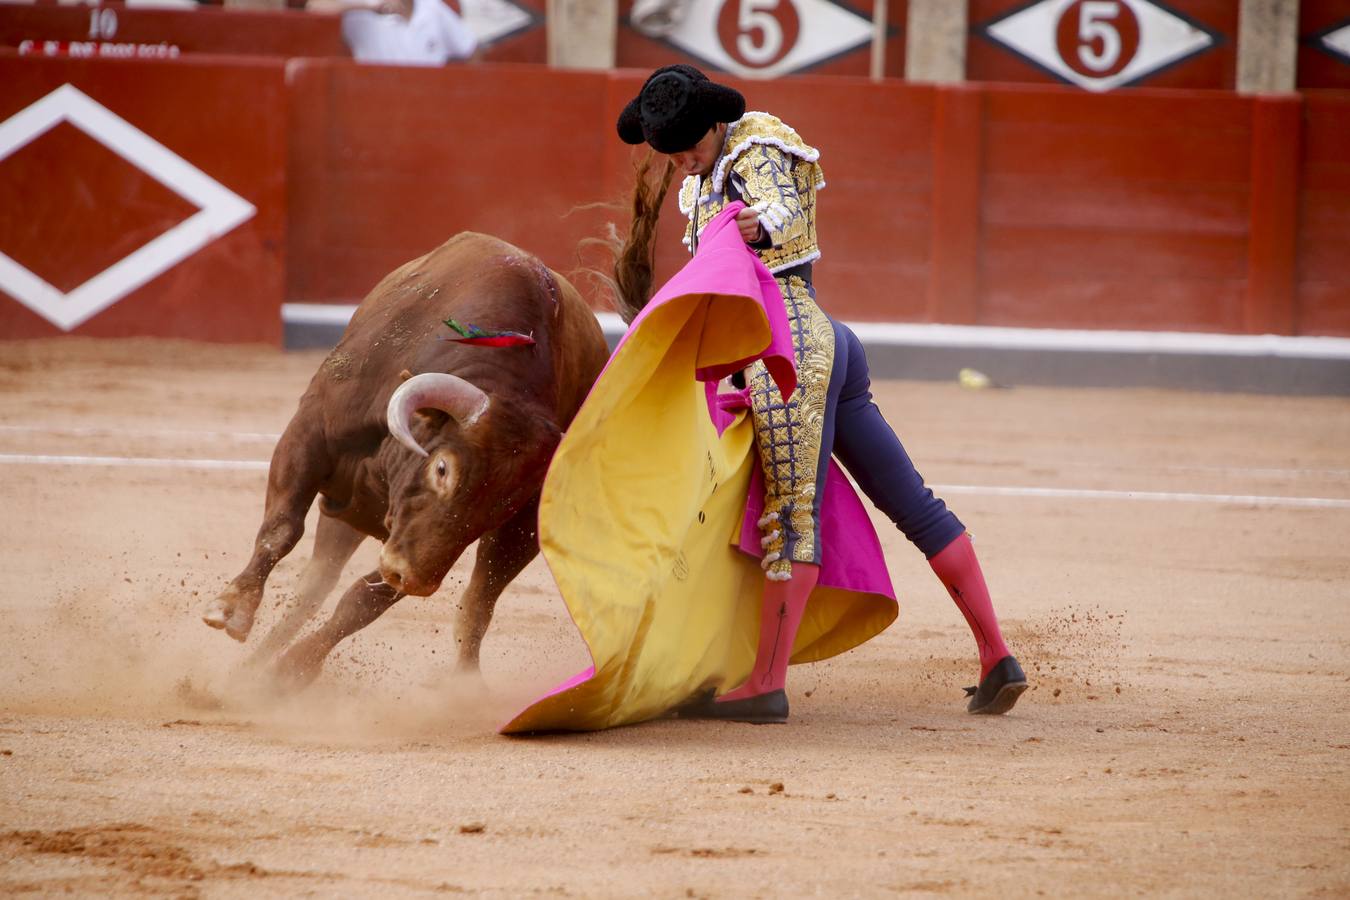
[610,64,1029,722]
[307,0,477,66]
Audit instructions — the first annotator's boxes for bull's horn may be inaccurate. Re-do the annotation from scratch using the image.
[386,373,490,458]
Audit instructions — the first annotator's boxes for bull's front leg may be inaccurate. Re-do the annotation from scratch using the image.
[245,514,367,667]
[455,497,541,673]
[203,422,327,642]
[271,570,404,691]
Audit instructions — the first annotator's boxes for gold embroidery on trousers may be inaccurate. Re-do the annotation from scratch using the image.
[747,275,835,580]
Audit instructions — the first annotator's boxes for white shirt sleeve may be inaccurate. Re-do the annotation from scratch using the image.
[342,0,477,65]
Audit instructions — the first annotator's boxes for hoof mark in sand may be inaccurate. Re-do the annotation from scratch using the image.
[652,846,762,858]
[0,823,304,890]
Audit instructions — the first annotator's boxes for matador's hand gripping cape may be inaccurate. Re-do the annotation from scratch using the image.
[500,204,897,734]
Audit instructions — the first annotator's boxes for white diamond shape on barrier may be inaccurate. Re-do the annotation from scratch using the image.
[662,0,874,80]
[460,0,537,46]
[0,84,256,332]
[984,0,1215,92]
[1320,22,1350,62]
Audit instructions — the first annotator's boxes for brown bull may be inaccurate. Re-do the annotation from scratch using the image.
[201,232,609,687]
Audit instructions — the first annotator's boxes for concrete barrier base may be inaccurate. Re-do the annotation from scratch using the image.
[282,304,1350,397]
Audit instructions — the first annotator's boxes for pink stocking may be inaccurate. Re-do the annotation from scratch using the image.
[718,562,820,703]
[929,532,1011,680]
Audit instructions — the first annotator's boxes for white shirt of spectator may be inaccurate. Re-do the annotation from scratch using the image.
[342,0,477,66]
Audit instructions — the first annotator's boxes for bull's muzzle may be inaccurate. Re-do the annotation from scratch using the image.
[378,548,439,597]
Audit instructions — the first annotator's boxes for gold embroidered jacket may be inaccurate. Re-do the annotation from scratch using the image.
[678,112,825,274]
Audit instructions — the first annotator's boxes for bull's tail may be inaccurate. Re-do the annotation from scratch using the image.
[582,154,676,325]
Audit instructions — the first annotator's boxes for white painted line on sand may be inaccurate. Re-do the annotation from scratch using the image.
[0,424,281,443]
[1,452,1347,508]
[4,424,1347,481]
[1049,460,1350,480]
[933,483,1350,509]
[0,453,267,471]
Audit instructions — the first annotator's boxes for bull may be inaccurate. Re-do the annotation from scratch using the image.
[201,232,609,687]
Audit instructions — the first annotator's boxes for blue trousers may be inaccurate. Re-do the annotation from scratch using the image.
[819,320,965,560]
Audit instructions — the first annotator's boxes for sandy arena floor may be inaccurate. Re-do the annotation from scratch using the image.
[1,337,1348,898]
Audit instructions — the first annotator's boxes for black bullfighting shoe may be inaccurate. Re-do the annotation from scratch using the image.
[676,689,789,725]
[964,655,1029,715]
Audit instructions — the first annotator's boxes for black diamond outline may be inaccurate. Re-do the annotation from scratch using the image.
[1303,16,1350,66]
[974,0,1227,91]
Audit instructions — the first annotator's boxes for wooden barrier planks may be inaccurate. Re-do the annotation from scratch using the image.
[1295,91,1350,336]
[978,84,1252,331]
[285,60,612,305]
[2,57,1347,342]
[204,63,1350,339]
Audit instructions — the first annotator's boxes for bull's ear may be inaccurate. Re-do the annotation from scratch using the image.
[535,416,563,449]
[398,369,414,382]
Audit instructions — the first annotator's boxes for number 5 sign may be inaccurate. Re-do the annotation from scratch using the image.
[981,0,1220,91]
[719,0,801,69]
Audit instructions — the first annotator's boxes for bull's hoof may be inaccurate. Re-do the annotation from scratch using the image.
[202,598,232,631]
[203,589,255,639]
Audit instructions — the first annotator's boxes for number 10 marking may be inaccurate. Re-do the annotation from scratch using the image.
[88,6,118,40]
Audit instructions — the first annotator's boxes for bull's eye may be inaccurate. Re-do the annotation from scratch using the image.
[436,459,447,478]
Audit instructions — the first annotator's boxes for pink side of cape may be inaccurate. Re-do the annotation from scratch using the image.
[619,202,797,401]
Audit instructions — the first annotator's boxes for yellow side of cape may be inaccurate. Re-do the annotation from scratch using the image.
[501,290,896,733]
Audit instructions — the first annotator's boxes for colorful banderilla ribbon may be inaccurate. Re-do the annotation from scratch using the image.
[440,317,536,347]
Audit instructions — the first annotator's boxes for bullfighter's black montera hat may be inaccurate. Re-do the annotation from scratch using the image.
[616,65,746,155]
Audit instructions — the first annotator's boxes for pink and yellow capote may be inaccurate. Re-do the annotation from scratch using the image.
[500,205,898,733]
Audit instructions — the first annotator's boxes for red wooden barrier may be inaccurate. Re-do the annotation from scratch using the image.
[285,60,614,305]
[1246,95,1301,335]
[0,56,287,342]
[0,4,348,59]
[976,84,1252,331]
[2,58,1347,341]
[927,84,982,324]
[1296,92,1350,336]
[280,65,1348,337]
